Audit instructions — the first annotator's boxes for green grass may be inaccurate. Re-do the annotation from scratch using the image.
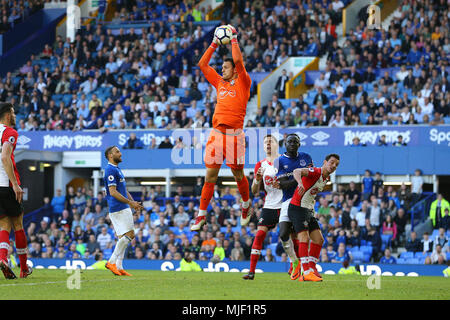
[0,269,449,300]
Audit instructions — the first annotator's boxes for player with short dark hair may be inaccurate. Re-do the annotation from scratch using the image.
[104,146,144,276]
[191,24,253,231]
[275,133,313,280]
[289,153,340,282]
[0,102,32,279]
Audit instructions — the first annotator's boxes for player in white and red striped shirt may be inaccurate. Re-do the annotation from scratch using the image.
[289,153,340,282]
[0,102,31,279]
[243,134,282,280]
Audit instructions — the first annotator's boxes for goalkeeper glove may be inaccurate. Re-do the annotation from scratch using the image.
[227,24,238,42]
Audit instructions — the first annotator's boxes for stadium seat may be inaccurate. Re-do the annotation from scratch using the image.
[349,246,360,252]
[396,258,406,264]
[268,243,278,254]
[352,251,364,263]
[414,252,429,259]
[231,226,241,234]
[400,252,414,259]
[359,246,373,255]
[405,258,419,265]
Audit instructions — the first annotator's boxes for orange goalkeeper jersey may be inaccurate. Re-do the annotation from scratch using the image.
[198,41,252,130]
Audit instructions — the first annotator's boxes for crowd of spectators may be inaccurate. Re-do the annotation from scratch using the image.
[249,0,449,128]
[19,169,449,265]
[1,1,448,136]
[113,0,204,24]
[0,0,44,33]
[1,0,358,144]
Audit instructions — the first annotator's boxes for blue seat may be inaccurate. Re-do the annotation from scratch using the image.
[414,252,428,259]
[352,251,364,262]
[220,227,227,233]
[396,258,406,264]
[268,243,278,254]
[405,258,419,265]
[231,226,241,234]
[400,251,414,259]
[360,246,373,255]
[431,229,439,238]
[349,246,360,252]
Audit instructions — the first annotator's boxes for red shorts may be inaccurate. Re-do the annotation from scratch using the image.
[204,128,246,170]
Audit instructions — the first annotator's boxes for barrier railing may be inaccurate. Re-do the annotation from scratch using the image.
[410,192,436,231]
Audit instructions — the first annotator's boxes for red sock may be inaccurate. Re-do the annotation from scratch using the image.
[199,182,215,212]
[15,229,28,271]
[249,230,266,273]
[298,241,310,274]
[0,230,10,261]
[292,238,300,258]
[308,242,322,271]
[236,175,250,203]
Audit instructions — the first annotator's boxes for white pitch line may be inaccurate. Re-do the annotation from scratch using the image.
[0,277,140,287]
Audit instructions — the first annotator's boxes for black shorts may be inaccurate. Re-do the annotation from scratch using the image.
[0,187,24,219]
[257,208,280,229]
[288,203,320,233]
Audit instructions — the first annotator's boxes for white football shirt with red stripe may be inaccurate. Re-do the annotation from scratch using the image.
[0,124,21,187]
[290,167,329,210]
[254,159,283,209]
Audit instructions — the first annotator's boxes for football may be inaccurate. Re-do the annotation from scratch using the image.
[214,25,232,45]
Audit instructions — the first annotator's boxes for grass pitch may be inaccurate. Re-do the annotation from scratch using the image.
[0,269,448,300]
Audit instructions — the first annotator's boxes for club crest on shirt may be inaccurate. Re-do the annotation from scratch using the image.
[230,79,235,86]
[300,159,306,166]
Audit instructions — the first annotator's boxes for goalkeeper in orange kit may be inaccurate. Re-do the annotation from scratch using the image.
[190,25,253,231]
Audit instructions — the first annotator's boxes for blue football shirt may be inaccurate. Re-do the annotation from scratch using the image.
[275,152,313,202]
[104,162,130,213]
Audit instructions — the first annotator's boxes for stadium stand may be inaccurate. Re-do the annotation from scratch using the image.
[2,0,449,266]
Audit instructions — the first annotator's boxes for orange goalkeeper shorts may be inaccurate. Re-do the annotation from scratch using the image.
[204,128,246,170]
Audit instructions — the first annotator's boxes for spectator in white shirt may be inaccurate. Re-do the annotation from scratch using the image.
[410,169,423,205]
[139,62,152,79]
[315,73,330,89]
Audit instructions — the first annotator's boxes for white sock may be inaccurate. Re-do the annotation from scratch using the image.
[116,257,123,270]
[110,235,131,269]
[282,239,298,263]
[242,200,250,209]
[198,210,207,217]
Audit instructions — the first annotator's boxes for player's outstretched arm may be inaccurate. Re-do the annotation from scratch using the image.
[293,168,309,184]
[197,36,221,88]
[228,25,251,88]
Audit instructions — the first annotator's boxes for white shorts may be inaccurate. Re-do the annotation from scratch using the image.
[279,198,292,223]
[109,207,134,236]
